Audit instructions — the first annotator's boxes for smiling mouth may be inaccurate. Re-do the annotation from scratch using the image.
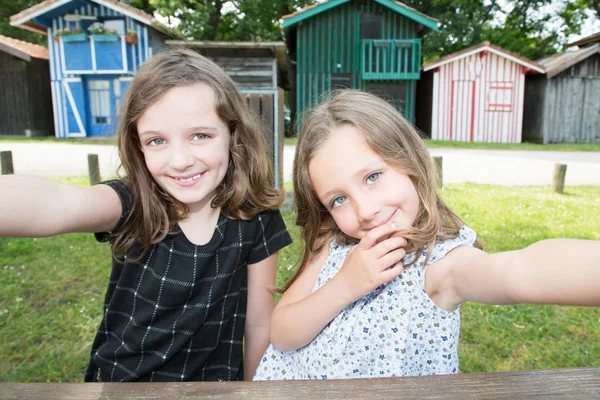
[379,209,397,227]
[174,173,202,183]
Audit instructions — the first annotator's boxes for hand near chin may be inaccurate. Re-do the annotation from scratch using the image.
[336,223,407,302]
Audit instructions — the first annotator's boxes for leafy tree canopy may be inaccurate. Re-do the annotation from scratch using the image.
[0,0,46,45]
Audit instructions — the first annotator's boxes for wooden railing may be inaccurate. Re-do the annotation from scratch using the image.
[1,368,599,399]
[361,39,421,80]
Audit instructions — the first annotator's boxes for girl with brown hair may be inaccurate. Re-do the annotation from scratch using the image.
[0,48,291,382]
[253,89,600,380]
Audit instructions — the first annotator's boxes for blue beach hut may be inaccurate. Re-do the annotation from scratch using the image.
[10,0,182,138]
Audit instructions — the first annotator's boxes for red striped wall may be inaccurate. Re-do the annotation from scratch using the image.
[431,52,525,143]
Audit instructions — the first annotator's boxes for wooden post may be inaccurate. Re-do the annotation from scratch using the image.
[1,151,14,175]
[88,154,101,186]
[552,163,567,194]
[432,156,443,188]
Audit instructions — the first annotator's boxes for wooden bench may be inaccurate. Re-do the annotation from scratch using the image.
[1,367,599,399]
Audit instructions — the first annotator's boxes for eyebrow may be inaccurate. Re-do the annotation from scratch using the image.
[138,126,221,137]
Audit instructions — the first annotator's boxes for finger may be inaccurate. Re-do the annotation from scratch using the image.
[374,248,407,272]
[358,222,398,250]
[379,262,404,283]
[371,236,408,258]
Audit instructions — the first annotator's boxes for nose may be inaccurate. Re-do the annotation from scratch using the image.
[354,193,380,223]
[169,142,195,171]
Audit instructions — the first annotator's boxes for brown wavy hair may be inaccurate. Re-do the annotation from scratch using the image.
[113,47,284,259]
[287,90,481,290]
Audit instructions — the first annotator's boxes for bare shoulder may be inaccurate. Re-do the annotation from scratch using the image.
[424,245,486,312]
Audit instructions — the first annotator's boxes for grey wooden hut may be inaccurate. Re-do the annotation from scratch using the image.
[165,40,289,187]
[0,34,53,136]
[522,33,600,144]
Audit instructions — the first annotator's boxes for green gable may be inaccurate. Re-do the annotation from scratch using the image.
[283,0,438,31]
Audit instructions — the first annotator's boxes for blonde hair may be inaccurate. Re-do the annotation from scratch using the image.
[113,47,283,259]
[288,90,480,290]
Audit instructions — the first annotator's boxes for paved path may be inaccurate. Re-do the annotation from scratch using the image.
[2,142,600,186]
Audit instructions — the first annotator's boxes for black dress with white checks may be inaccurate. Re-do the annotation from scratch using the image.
[85,180,292,382]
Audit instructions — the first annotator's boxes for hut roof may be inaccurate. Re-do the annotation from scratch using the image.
[282,0,438,31]
[165,41,290,89]
[537,43,600,78]
[422,41,545,73]
[10,0,183,39]
[0,34,49,62]
[566,31,600,49]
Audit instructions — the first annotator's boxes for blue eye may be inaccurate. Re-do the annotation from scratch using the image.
[192,133,209,140]
[366,172,380,184]
[147,138,165,146]
[331,195,347,208]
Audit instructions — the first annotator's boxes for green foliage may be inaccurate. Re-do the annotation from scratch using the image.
[149,0,313,41]
[403,0,593,61]
[0,0,46,45]
[2,182,600,381]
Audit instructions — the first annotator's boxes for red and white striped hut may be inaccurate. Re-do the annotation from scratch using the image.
[417,41,544,143]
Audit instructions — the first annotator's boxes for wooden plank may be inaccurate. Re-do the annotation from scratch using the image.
[1,151,14,174]
[0,368,599,400]
[261,94,274,166]
[277,88,285,188]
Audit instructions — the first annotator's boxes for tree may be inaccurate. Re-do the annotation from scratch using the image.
[0,0,46,45]
[149,0,313,40]
[481,0,593,60]
[402,0,500,62]
[405,0,593,61]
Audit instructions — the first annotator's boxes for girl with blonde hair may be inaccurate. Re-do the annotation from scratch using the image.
[254,90,600,380]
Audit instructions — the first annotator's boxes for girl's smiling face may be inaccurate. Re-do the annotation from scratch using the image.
[308,125,420,240]
[137,83,230,212]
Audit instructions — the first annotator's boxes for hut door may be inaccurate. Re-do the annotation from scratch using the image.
[450,80,475,142]
[63,79,87,137]
[87,79,114,136]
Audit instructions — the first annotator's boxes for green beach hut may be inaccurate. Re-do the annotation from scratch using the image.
[283,0,438,127]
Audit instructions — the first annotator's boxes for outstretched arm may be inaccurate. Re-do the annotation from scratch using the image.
[429,239,600,311]
[0,175,121,237]
[269,223,407,352]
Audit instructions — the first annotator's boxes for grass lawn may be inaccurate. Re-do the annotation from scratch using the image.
[1,181,599,382]
[284,136,600,151]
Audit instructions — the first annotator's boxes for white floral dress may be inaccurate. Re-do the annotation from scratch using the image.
[254,226,477,380]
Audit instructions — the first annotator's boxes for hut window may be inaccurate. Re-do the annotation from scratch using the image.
[103,19,126,35]
[486,82,513,112]
[360,12,382,39]
[365,81,407,113]
[330,74,352,89]
[88,80,111,124]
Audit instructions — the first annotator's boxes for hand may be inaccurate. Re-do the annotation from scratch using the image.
[335,223,407,302]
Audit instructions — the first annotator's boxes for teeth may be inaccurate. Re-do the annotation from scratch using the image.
[177,174,201,182]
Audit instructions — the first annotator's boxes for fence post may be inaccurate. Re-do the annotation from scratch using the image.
[88,154,101,186]
[552,163,567,194]
[432,156,443,188]
[1,151,14,175]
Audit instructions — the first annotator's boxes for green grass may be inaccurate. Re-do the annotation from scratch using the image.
[1,182,599,382]
[425,140,600,152]
[285,136,600,151]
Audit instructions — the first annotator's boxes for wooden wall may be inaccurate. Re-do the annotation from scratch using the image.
[431,52,526,143]
[524,53,600,143]
[292,1,420,121]
[0,51,53,136]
